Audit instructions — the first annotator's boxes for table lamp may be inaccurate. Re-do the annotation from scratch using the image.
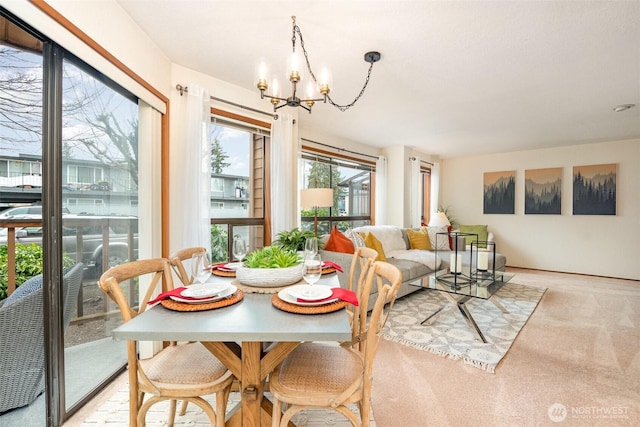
[428,212,450,227]
[300,188,334,234]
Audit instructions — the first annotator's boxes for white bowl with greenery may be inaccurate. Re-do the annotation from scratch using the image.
[236,246,303,287]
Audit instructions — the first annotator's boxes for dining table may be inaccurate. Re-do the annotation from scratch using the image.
[112,272,351,427]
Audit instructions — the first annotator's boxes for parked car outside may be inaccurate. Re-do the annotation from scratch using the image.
[0,205,70,218]
[0,214,138,280]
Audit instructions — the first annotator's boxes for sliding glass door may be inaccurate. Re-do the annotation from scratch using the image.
[1,9,147,425]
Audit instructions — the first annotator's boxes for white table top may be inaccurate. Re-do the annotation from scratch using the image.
[112,274,352,343]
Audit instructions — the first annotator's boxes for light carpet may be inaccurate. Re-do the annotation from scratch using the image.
[382,281,546,372]
[80,381,375,426]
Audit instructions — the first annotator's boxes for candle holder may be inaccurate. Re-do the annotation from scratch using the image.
[434,231,476,291]
[471,240,496,286]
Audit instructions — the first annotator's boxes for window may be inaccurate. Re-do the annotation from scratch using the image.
[300,149,375,233]
[212,177,224,192]
[208,115,270,262]
[67,165,104,185]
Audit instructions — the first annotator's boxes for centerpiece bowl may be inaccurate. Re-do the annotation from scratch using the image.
[235,246,304,288]
[236,264,304,288]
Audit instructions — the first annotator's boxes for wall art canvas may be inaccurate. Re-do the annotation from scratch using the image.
[525,167,562,214]
[573,163,617,215]
[483,170,515,214]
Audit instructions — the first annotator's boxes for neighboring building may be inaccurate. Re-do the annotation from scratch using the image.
[0,154,138,216]
[1,154,250,218]
[210,173,250,218]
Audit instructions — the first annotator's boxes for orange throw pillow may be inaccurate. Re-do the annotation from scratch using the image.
[324,226,355,254]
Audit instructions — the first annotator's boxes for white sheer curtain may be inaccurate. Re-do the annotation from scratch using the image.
[171,83,211,253]
[375,156,387,225]
[409,157,421,228]
[270,112,295,241]
[430,161,441,215]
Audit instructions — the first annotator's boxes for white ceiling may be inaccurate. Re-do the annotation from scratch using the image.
[116,0,640,159]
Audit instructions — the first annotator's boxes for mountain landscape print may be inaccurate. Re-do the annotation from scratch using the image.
[484,171,515,214]
[573,163,617,215]
[525,168,562,214]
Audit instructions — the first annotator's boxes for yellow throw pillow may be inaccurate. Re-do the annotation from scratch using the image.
[363,232,387,261]
[407,228,432,250]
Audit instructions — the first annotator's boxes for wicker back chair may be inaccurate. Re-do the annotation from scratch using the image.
[169,246,207,286]
[98,258,234,426]
[269,261,402,427]
[0,262,84,413]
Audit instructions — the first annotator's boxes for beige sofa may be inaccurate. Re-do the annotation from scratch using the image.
[320,225,506,310]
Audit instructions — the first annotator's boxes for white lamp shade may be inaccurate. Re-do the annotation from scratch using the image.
[300,188,333,209]
[428,211,450,227]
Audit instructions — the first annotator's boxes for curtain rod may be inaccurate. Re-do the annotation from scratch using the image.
[301,137,378,160]
[409,156,434,166]
[175,84,277,119]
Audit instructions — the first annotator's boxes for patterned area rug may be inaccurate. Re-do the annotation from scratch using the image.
[81,383,375,426]
[382,282,546,372]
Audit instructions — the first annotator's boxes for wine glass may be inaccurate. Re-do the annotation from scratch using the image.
[191,252,211,284]
[304,237,318,257]
[232,236,248,264]
[302,254,322,288]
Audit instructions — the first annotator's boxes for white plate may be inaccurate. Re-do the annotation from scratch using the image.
[180,282,230,298]
[170,285,237,304]
[223,262,243,271]
[278,287,338,307]
[286,284,333,301]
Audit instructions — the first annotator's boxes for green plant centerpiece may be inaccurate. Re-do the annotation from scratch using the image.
[273,228,317,252]
[236,246,304,288]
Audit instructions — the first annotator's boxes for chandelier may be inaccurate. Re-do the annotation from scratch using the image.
[256,16,381,113]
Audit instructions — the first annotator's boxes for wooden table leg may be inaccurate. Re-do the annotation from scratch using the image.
[241,342,263,426]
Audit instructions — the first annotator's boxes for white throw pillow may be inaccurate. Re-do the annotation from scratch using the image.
[425,226,451,250]
[344,228,365,248]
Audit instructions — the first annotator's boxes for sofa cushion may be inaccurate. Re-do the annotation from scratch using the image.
[354,225,406,253]
[385,258,430,281]
[324,226,355,254]
[389,249,441,271]
[361,232,387,261]
[459,224,489,247]
[407,228,432,250]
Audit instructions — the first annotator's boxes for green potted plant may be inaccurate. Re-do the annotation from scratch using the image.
[273,228,317,252]
[236,246,303,287]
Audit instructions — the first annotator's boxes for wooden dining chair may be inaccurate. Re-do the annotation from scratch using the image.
[98,258,234,427]
[169,246,207,286]
[345,246,378,348]
[269,261,402,427]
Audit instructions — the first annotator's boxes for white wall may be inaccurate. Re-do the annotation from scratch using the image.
[441,139,640,280]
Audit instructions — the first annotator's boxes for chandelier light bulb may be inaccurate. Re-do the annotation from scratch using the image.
[318,65,332,97]
[270,76,281,102]
[256,61,269,92]
[287,50,303,83]
[305,81,316,99]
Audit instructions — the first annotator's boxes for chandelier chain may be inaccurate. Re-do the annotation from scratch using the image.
[294,23,375,112]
